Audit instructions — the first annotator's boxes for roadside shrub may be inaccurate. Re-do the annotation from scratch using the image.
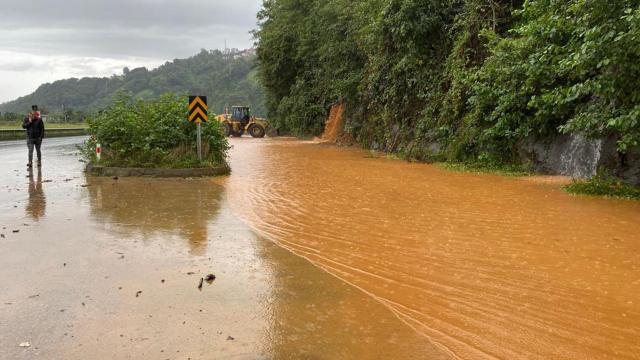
[565,169,640,199]
[83,91,229,168]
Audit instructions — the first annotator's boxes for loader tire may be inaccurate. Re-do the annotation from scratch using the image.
[249,124,266,138]
[222,123,232,137]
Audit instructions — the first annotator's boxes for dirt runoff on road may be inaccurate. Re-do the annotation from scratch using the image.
[225,137,640,360]
[321,103,344,143]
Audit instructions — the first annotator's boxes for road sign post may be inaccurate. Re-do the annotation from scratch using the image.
[188,96,208,162]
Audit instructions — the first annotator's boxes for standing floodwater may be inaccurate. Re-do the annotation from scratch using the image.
[226,137,640,359]
[1,136,639,359]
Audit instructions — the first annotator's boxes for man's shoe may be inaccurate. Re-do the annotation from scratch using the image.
[27,163,33,168]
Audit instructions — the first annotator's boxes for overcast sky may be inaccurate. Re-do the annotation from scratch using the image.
[0,0,263,103]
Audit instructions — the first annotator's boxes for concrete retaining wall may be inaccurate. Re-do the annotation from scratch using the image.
[86,163,230,178]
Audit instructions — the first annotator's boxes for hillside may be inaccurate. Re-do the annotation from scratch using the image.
[0,49,265,116]
[254,0,640,183]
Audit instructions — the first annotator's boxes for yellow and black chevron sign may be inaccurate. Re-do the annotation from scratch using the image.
[188,96,208,124]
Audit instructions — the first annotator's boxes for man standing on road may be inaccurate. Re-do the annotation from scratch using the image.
[22,105,45,168]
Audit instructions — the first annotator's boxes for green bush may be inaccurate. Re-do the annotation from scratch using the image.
[83,92,229,168]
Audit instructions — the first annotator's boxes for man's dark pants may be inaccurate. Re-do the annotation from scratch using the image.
[27,138,42,164]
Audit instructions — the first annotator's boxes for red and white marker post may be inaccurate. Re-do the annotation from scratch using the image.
[96,143,102,161]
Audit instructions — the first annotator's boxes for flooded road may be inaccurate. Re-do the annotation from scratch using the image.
[1,137,639,359]
[225,138,640,359]
[0,137,442,359]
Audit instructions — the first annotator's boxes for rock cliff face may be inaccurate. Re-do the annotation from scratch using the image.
[518,134,640,185]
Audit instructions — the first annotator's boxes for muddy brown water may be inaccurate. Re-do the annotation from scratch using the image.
[1,136,639,359]
[224,137,640,359]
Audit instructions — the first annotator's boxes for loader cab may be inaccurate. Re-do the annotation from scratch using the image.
[231,106,251,124]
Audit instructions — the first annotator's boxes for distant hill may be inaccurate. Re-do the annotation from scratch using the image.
[0,49,265,117]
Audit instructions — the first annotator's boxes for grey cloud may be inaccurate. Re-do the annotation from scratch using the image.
[0,25,248,58]
[0,0,262,58]
[2,0,258,29]
[0,0,263,102]
[0,60,41,72]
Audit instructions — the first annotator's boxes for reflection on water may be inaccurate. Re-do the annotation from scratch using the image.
[86,176,224,255]
[26,167,46,220]
[226,138,640,359]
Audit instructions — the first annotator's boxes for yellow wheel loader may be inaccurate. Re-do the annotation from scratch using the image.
[216,106,268,138]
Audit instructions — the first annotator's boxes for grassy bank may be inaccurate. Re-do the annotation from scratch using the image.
[565,172,640,200]
[435,162,533,178]
[0,122,87,130]
[0,128,88,141]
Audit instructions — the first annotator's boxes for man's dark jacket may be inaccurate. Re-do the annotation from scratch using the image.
[22,117,45,139]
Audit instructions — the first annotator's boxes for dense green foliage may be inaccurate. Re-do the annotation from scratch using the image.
[0,49,265,117]
[83,92,229,168]
[255,0,640,164]
[565,170,640,199]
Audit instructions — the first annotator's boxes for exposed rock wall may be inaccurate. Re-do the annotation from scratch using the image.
[518,134,640,185]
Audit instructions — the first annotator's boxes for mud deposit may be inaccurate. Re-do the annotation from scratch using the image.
[0,138,441,359]
[225,138,640,359]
